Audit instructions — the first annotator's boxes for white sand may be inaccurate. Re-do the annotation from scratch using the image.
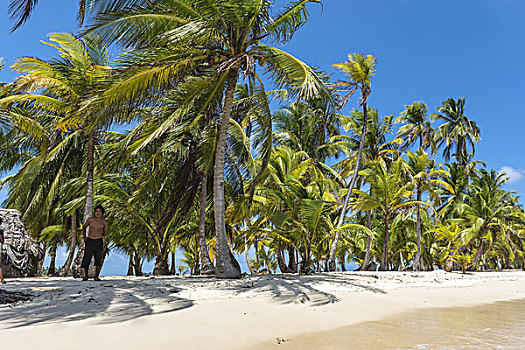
[1,270,524,350]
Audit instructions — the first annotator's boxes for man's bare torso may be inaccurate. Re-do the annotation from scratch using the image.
[86,217,108,239]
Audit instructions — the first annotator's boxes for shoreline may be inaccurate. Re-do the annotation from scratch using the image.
[1,270,524,350]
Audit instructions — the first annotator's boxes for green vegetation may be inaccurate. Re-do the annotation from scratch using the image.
[1,1,524,277]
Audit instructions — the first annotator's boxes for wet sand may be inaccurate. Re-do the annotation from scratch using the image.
[254,298,525,349]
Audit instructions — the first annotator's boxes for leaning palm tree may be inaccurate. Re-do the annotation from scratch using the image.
[396,101,434,151]
[433,97,480,166]
[328,53,377,270]
[85,0,331,278]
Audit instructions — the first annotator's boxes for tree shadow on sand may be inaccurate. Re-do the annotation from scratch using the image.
[180,272,387,307]
[0,278,193,329]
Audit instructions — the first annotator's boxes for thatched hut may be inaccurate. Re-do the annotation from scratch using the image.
[0,209,43,277]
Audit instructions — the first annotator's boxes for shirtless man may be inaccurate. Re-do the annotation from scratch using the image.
[81,205,108,281]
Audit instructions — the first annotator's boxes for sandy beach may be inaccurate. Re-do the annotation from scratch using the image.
[1,270,524,350]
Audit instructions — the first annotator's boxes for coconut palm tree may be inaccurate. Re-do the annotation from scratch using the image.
[353,159,427,270]
[396,101,434,151]
[433,97,480,166]
[456,169,515,269]
[328,53,377,270]
[0,32,122,276]
[405,149,446,270]
[84,0,330,278]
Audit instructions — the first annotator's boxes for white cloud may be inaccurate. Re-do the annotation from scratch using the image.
[498,166,525,184]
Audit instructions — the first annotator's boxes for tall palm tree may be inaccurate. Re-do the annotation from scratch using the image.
[406,149,445,270]
[85,0,330,278]
[396,101,434,151]
[0,33,118,276]
[329,53,377,270]
[354,159,426,270]
[433,97,480,166]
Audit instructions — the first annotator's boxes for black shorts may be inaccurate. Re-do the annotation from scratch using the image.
[81,238,103,268]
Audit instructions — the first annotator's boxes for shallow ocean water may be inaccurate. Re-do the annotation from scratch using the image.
[263,298,525,349]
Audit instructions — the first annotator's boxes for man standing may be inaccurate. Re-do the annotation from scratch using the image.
[81,205,108,281]
[0,217,5,284]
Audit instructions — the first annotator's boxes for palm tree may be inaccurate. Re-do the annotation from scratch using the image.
[406,149,445,270]
[85,0,330,278]
[456,169,515,269]
[1,33,118,277]
[353,159,424,270]
[328,53,377,270]
[396,101,434,151]
[433,97,480,166]
[273,100,342,162]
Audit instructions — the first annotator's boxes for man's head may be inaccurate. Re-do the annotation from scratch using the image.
[94,205,105,218]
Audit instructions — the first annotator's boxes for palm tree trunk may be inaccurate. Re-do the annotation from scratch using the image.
[213,63,241,279]
[381,215,389,271]
[360,203,373,271]
[48,245,57,275]
[198,174,215,275]
[472,239,485,270]
[62,211,77,276]
[244,236,255,274]
[457,138,464,165]
[287,246,297,272]
[170,252,176,275]
[134,253,143,276]
[83,131,95,222]
[73,131,95,278]
[127,252,134,276]
[37,241,47,276]
[153,247,170,276]
[329,102,368,270]
[414,188,422,271]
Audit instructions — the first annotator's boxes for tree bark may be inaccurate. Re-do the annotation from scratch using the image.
[380,215,389,271]
[244,235,255,274]
[199,174,215,275]
[213,63,242,279]
[133,252,143,276]
[153,253,170,276]
[287,246,297,272]
[414,188,422,271]
[37,241,47,276]
[62,212,77,276]
[48,245,57,276]
[73,131,95,278]
[276,245,294,273]
[127,252,134,276]
[329,102,368,270]
[471,239,485,271]
[359,208,373,271]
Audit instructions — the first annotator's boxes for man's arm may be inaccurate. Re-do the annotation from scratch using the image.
[103,221,108,237]
[82,218,90,241]
[0,231,4,245]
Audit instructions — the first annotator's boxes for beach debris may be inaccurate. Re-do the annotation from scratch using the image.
[0,209,43,277]
[275,337,292,345]
[0,289,33,304]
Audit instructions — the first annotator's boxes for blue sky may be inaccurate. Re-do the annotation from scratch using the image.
[1,0,525,273]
